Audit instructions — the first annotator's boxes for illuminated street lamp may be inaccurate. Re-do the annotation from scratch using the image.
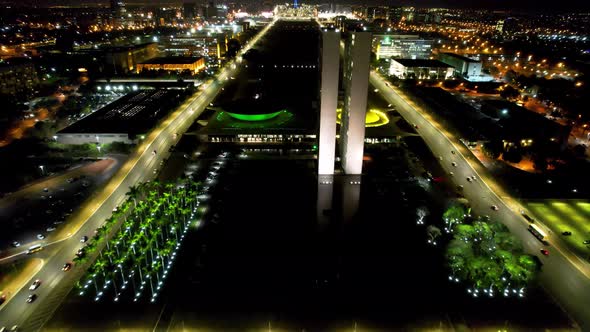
[39,165,45,175]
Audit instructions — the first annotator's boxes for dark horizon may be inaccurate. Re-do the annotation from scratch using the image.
[1,0,589,12]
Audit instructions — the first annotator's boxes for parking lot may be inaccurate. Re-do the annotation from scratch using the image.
[525,200,590,259]
[0,156,124,255]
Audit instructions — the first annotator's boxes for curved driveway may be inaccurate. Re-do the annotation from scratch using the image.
[0,20,276,331]
[370,72,590,330]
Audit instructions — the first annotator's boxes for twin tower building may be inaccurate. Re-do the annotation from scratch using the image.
[317,29,372,223]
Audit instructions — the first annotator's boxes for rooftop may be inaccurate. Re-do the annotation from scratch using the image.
[440,52,480,63]
[58,89,187,136]
[393,59,453,68]
[139,56,203,65]
[103,42,157,53]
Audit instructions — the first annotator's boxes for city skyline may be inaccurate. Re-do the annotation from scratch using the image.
[1,0,589,11]
[0,1,589,331]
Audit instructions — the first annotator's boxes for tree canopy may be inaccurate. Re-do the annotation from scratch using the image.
[445,216,538,296]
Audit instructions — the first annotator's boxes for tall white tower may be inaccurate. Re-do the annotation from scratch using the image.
[340,31,371,175]
[317,30,340,226]
[318,30,340,176]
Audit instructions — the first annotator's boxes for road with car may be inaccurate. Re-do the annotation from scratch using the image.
[0,20,276,331]
[371,71,590,330]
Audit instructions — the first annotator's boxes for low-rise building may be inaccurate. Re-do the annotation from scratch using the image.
[56,89,189,144]
[104,42,159,74]
[136,56,206,74]
[438,52,482,78]
[389,59,454,79]
[373,34,433,60]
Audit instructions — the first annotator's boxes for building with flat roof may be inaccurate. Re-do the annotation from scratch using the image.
[136,56,206,74]
[373,34,433,60]
[56,89,189,144]
[438,52,482,78]
[389,59,454,79]
[104,42,159,74]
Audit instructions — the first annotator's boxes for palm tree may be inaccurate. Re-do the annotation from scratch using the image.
[104,246,117,264]
[94,259,109,291]
[157,245,172,268]
[113,255,127,285]
[151,260,163,285]
[126,185,141,207]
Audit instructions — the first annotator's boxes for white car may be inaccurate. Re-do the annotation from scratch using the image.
[46,227,56,232]
[36,234,45,240]
[451,162,457,167]
[491,205,499,211]
[29,279,41,291]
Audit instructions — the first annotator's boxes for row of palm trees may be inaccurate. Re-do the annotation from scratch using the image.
[76,179,200,303]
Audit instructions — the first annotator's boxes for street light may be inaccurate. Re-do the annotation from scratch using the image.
[39,165,45,175]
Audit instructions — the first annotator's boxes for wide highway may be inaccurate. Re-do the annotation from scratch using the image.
[0,19,276,331]
[371,72,590,330]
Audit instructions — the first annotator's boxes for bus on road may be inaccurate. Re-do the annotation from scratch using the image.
[528,224,548,244]
[27,244,43,254]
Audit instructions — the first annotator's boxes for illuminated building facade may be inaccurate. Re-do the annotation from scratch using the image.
[340,31,371,175]
[438,52,482,78]
[136,56,206,74]
[389,59,454,79]
[318,30,340,176]
[104,43,159,74]
[373,34,433,60]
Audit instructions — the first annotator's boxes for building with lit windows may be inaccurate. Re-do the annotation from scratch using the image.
[0,57,39,99]
[104,43,159,74]
[160,34,229,58]
[110,0,126,26]
[373,34,433,60]
[136,56,206,74]
[438,52,482,78]
[389,59,454,79]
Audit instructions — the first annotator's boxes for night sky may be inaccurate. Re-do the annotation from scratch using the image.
[1,0,589,11]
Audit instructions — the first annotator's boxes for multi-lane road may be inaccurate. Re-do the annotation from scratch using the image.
[0,19,276,331]
[370,72,590,330]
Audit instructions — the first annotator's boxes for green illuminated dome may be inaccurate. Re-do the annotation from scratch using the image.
[226,110,284,121]
[220,97,286,122]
